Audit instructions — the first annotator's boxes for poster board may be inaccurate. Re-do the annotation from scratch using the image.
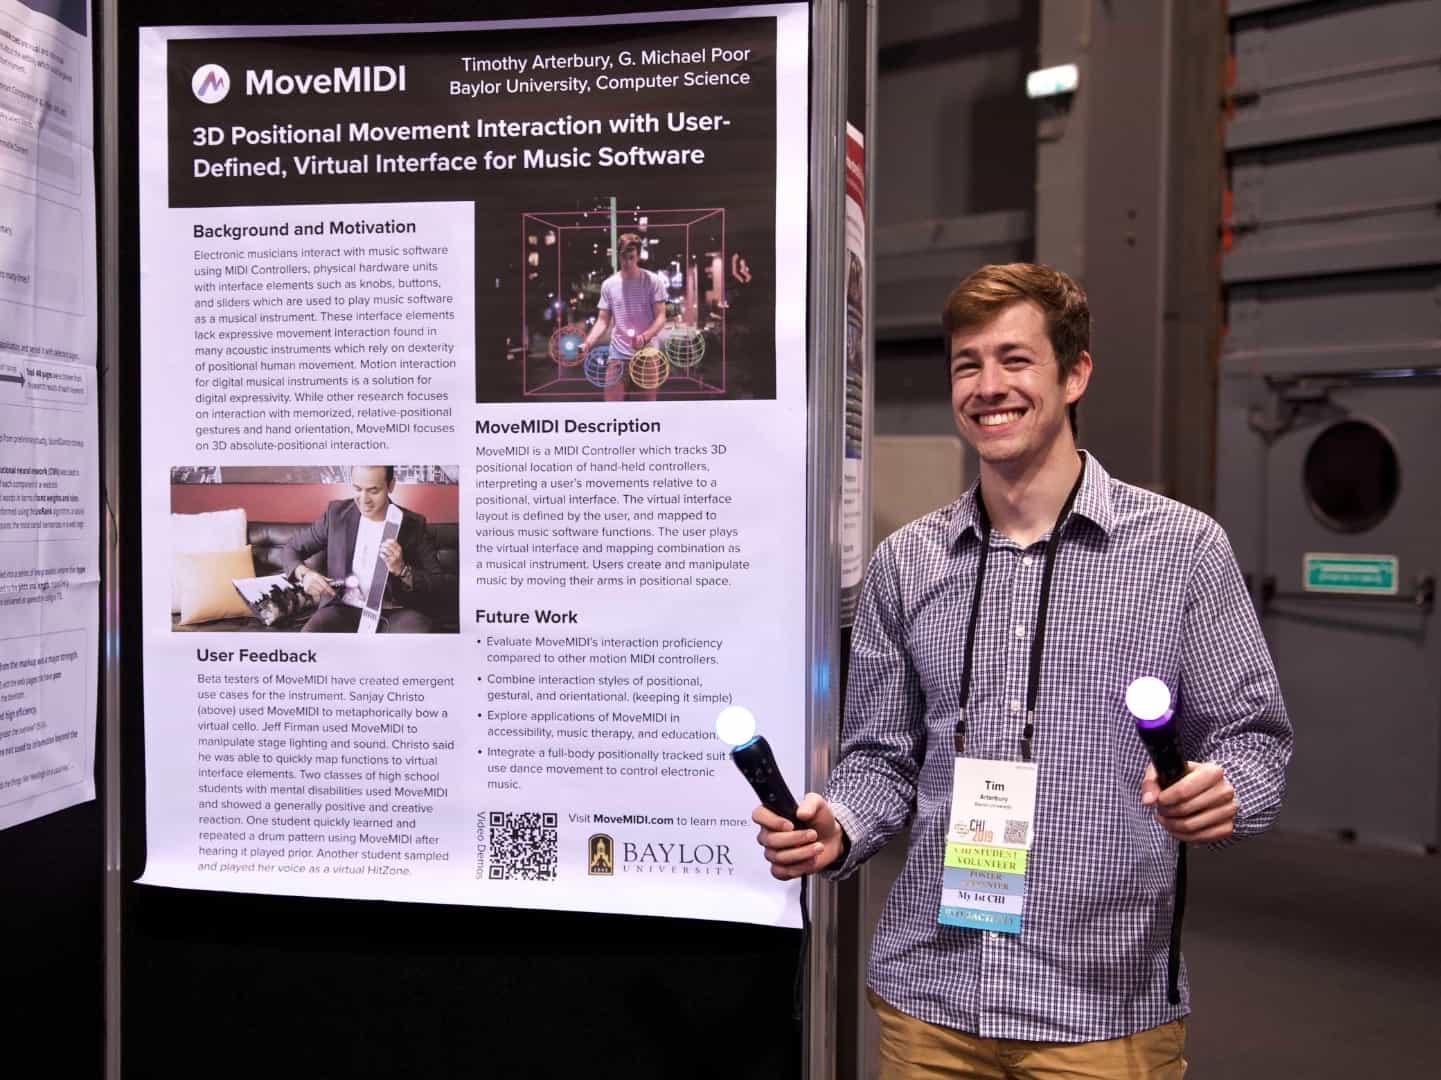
[0,0,100,831]
[134,4,810,928]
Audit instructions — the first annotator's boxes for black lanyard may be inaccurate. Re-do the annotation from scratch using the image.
[954,460,1085,761]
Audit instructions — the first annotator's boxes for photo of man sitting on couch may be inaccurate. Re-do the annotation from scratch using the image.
[279,465,455,634]
[167,464,459,634]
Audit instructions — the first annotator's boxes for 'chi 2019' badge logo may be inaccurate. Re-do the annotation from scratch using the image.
[192,65,230,104]
[587,834,614,876]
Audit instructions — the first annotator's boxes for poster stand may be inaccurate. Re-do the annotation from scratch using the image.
[99,1,857,1077]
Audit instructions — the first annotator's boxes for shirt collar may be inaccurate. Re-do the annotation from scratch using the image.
[946,450,1116,549]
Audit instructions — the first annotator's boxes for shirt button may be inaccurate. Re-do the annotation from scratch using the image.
[987,932,1001,941]
[1022,556,1033,568]
[1009,701,1021,714]
[1014,625,1026,639]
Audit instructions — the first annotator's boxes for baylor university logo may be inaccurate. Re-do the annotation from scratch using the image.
[587,834,615,876]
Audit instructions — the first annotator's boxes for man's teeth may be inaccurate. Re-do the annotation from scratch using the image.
[977,410,1023,427]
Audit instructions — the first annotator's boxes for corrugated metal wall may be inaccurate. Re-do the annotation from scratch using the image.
[1216,0,1441,848]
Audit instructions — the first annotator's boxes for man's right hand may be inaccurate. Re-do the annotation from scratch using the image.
[753,793,846,880]
[298,568,335,600]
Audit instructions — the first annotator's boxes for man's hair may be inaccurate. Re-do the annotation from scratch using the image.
[942,263,1091,380]
[941,263,1090,434]
[617,232,643,255]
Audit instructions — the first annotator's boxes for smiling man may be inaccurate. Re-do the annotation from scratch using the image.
[754,264,1293,1078]
[277,465,454,634]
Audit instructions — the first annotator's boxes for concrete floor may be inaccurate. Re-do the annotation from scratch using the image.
[1184,831,1441,1078]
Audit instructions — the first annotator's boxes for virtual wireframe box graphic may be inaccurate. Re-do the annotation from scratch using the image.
[519,207,731,400]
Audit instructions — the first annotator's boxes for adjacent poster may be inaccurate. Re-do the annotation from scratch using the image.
[137,5,809,927]
[839,122,864,625]
[0,0,100,830]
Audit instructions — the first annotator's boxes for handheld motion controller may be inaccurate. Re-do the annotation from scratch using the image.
[1128,677,1192,1009]
[1126,676,1187,789]
[716,706,800,827]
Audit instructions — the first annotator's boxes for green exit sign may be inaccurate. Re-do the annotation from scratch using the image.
[1303,553,1398,595]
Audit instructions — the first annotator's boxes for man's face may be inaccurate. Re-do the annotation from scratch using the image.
[948,300,1090,469]
[618,247,641,272]
[351,466,393,521]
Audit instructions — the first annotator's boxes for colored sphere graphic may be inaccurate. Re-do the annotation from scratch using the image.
[548,324,587,368]
[660,325,706,370]
[628,347,671,390]
[583,346,623,388]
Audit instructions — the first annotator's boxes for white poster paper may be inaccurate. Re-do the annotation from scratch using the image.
[0,0,99,830]
[137,6,809,927]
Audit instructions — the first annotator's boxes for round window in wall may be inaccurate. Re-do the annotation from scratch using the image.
[1303,419,1399,533]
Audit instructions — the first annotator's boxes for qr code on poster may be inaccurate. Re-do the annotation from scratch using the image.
[487,811,559,881]
[1003,819,1029,845]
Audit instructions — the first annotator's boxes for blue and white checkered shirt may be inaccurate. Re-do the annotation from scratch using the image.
[828,453,1292,1042]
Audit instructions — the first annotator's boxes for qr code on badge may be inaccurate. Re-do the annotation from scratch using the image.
[1004,819,1029,845]
[487,811,559,881]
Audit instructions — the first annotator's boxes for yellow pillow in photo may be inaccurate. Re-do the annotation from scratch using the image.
[176,546,256,626]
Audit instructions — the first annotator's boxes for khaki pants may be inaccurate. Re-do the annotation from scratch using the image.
[869,989,1188,1080]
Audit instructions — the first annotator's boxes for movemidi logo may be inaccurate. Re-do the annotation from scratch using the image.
[191,64,230,103]
[245,65,408,96]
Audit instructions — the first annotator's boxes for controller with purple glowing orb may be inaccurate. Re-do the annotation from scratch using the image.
[715,705,800,827]
[1127,677,1187,789]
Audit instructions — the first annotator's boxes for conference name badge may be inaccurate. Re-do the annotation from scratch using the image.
[938,757,1037,935]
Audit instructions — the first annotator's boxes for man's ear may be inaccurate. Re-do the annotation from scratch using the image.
[1064,350,1093,404]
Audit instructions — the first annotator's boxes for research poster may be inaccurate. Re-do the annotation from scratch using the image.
[137,5,809,927]
[0,0,100,831]
[839,122,864,626]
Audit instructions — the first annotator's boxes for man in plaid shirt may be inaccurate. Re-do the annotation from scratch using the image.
[755,264,1292,1078]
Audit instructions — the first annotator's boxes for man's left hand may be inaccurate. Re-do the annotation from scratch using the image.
[1141,762,1236,843]
[380,539,407,577]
